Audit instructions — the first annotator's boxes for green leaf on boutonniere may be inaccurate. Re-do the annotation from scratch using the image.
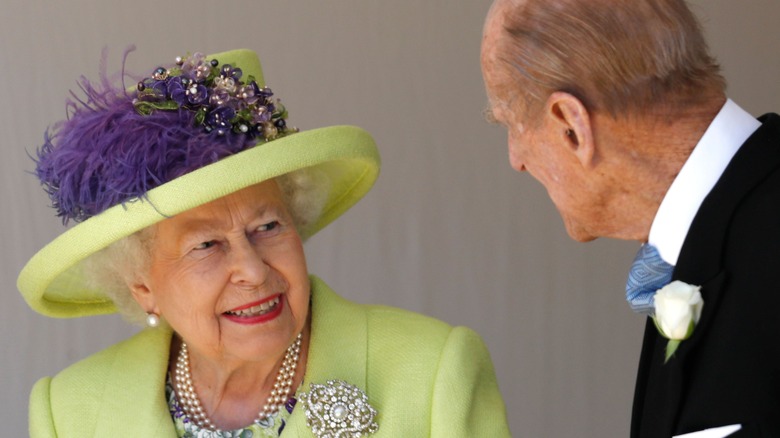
[665,339,681,363]
[653,318,696,364]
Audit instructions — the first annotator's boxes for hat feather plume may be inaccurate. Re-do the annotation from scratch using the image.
[34,47,254,224]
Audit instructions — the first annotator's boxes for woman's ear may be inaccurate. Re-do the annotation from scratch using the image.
[128,276,158,315]
[546,91,596,167]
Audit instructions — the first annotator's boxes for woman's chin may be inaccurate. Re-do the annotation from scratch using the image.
[216,301,303,360]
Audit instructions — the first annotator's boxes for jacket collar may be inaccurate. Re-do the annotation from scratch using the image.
[93,326,177,436]
[275,275,369,436]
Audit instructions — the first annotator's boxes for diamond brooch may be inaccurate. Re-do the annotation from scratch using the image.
[300,380,379,438]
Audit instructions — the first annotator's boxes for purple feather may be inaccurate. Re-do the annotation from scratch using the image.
[34,47,257,224]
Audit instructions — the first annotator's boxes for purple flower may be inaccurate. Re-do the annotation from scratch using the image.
[132,52,293,139]
[193,64,211,82]
[167,76,188,105]
[220,64,242,81]
[251,106,271,123]
[148,80,167,98]
[213,76,237,95]
[186,83,208,105]
[236,84,259,105]
[206,106,236,135]
[255,83,274,99]
[209,88,231,107]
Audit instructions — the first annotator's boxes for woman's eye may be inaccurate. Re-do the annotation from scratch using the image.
[257,221,280,233]
[194,241,216,250]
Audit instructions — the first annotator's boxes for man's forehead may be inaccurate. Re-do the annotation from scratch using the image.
[481,1,519,91]
[483,0,511,49]
[483,58,521,110]
[482,0,530,120]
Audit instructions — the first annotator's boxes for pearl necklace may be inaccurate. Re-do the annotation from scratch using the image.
[174,333,303,432]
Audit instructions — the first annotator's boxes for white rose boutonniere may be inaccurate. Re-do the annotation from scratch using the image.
[652,280,704,363]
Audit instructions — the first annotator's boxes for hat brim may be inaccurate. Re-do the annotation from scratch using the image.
[18,125,379,318]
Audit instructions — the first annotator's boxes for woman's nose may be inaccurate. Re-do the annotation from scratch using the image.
[228,237,269,287]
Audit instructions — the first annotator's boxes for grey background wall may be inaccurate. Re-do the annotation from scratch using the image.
[1,1,778,436]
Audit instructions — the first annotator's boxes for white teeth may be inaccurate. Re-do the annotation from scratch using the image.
[227,296,280,317]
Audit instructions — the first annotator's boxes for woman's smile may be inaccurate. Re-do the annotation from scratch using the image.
[223,294,284,324]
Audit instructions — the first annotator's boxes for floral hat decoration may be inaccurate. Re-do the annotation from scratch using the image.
[18,47,380,318]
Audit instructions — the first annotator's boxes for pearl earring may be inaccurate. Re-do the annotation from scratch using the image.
[146,312,160,328]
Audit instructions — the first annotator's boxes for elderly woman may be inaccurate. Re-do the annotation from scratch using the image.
[18,48,510,437]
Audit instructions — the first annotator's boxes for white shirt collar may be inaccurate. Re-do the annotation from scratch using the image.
[647,99,761,265]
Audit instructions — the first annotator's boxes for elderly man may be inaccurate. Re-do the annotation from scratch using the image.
[481,1,780,437]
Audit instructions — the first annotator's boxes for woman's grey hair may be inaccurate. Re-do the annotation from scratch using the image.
[83,167,330,325]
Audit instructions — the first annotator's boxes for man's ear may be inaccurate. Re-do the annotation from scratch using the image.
[546,91,595,167]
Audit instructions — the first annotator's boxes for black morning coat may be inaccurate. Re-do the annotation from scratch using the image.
[631,113,780,437]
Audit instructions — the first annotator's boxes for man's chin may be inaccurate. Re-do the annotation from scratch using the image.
[563,220,598,242]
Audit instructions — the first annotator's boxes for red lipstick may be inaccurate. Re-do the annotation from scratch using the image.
[223,294,284,325]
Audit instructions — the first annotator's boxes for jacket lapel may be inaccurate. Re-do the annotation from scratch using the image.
[285,275,369,436]
[633,113,780,437]
[634,271,727,437]
[674,113,780,361]
[92,327,177,436]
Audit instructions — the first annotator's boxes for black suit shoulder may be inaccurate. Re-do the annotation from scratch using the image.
[633,114,780,438]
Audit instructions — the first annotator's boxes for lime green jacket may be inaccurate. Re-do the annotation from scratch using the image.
[29,276,510,437]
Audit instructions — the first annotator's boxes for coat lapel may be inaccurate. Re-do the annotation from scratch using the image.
[633,270,727,437]
[633,113,780,437]
[92,327,177,436]
[674,113,780,361]
[285,275,369,436]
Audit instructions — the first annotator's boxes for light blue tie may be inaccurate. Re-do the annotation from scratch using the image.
[626,244,674,314]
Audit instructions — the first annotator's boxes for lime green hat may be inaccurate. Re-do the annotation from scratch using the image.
[17,48,380,318]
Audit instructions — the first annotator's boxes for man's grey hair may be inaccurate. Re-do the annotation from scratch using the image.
[494,0,726,119]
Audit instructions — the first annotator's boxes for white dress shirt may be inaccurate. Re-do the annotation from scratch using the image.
[647,99,761,266]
